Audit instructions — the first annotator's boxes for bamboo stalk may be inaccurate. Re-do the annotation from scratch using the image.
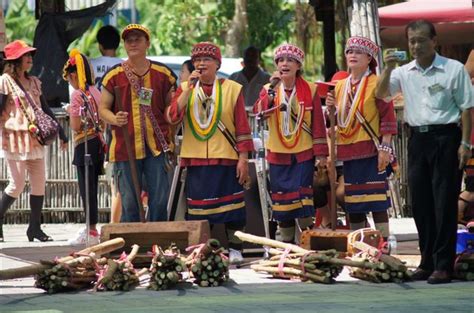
[251,264,332,284]
[235,231,309,254]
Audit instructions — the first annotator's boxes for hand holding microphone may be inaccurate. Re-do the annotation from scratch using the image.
[267,71,281,99]
[188,69,202,88]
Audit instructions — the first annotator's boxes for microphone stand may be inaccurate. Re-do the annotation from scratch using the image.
[79,96,91,247]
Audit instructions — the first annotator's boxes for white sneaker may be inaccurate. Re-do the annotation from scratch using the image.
[68,228,100,246]
[229,248,243,265]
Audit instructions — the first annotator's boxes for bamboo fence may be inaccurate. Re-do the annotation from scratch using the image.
[0,107,411,223]
[0,109,112,223]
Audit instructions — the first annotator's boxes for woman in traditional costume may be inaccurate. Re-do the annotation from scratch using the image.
[325,36,397,239]
[63,49,105,245]
[166,42,254,264]
[254,43,328,244]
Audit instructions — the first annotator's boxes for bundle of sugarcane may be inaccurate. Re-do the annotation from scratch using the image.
[148,243,185,290]
[0,238,125,281]
[34,255,106,294]
[348,241,413,283]
[96,244,147,291]
[252,248,344,284]
[235,231,353,283]
[454,253,474,281]
[185,239,229,287]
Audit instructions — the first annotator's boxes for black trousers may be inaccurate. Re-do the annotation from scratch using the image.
[76,162,102,226]
[408,126,462,272]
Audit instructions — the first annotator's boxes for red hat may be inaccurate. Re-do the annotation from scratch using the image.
[121,24,151,40]
[274,43,305,64]
[4,40,36,61]
[191,42,222,66]
[317,71,350,98]
[345,36,379,69]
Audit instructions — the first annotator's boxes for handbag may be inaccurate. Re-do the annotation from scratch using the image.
[5,75,59,145]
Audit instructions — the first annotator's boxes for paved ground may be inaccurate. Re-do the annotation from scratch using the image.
[1,219,473,313]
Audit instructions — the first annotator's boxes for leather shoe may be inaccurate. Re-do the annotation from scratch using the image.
[411,268,432,281]
[427,270,452,284]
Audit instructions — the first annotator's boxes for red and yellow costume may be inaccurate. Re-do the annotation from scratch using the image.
[102,61,176,162]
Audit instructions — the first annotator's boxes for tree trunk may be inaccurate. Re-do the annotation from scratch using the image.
[225,0,248,57]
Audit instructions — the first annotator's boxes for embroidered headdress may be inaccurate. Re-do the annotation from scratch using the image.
[273,43,305,65]
[345,36,379,69]
[191,42,222,66]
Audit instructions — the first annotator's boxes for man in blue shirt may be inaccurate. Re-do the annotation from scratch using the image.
[377,20,473,284]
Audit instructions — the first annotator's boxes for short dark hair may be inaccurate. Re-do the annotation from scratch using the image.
[405,20,437,39]
[182,60,195,73]
[97,25,120,50]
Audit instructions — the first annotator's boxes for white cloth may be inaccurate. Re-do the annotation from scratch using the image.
[389,53,473,126]
[229,68,270,108]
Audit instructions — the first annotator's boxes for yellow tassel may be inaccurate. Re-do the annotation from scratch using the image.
[75,53,86,91]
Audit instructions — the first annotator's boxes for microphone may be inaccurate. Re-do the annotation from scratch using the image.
[189,69,202,87]
[190,77,198,87]
[269,77,281,90]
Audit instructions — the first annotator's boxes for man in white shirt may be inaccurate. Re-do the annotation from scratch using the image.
[377,20,473,284]
[90,25,122,87]
[229,46,270,108]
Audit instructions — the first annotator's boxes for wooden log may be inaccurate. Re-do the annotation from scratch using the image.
[259,260,331,277]
[0,238,124,280]
[352,241,407,271]
[235,231,309,254]
[126,244,140,262]
[251,264,332,284]
[78,238,125,257]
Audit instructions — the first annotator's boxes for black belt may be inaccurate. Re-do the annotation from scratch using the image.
[409,123,459,133]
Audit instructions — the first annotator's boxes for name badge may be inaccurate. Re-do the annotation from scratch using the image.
[428,83,444,95]
[138,87,153,106]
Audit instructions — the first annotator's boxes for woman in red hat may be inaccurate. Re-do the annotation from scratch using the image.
[0,40,67,242]
[325,36,397,240]
[254,43,329,244]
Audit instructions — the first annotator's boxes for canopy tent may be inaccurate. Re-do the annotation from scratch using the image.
[378,0,474,47]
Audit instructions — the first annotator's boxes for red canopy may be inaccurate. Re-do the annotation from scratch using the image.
[379,0,474,46]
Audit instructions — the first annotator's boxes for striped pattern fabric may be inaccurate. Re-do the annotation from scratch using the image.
[343,156,391,214]
[102,61,176,162]
[185,165,246,224]
[465,157,474,178]
[269,159,314,221]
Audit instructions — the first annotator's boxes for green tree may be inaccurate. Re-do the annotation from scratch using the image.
[4,0,37,44]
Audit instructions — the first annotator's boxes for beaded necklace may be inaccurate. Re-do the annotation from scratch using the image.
[187,79,222,141]
[275,83,304,148]
[337,69,370,138]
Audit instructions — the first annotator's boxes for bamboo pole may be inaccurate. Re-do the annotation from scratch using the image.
[0,238,125,280]
[251,264,331,284]
[234,231,309,254]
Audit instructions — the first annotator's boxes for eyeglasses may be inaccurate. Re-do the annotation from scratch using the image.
[194,57,214,63]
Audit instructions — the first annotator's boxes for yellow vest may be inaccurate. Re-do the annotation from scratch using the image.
[335,75,379,145]
[266,81,317,154]
[180,80,242,160]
